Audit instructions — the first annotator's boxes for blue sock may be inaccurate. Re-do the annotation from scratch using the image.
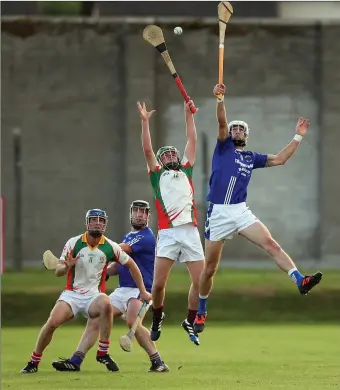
[288,268,304,286]
[150,352,162,366]
[198,295,208,315]
[69,351,85,367]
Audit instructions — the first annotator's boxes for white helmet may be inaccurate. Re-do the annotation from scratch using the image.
[228,120,250,136]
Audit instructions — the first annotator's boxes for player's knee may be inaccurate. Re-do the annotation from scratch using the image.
[152,281,165,294]
[191,278,200,290]
[263,237,281,257]
[204,263,218,279]
[46,317,62,331]
[100,299,113,315]
[95,296,112,315]
[126,317,139,329]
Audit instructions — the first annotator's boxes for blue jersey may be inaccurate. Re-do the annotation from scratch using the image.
[117,227,155,292]
[207,136,268,205]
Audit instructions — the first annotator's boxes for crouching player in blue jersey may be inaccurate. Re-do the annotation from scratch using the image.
[52,201,168,373]
[194,84,322,334]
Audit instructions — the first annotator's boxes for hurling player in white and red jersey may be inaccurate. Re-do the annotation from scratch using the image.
[52,201,168,373]
[21,209,151,374]
[194,84,323,335]
[137,100,205,346]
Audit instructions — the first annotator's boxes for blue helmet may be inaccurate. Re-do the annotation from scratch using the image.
[85,209,108,238]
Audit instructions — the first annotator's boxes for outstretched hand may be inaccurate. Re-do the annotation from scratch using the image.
[296,117,310,136]
[65,251,79,269]
[137,101,156,121]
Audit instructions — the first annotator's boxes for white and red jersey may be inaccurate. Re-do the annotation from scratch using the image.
[149,155,198,230]
[60,233,129,296]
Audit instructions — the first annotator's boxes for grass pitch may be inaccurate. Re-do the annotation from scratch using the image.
[2,324,339,390]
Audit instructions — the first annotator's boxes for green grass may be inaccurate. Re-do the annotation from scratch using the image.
[2,269,340,326]
[2,267,339,294]
[2,325,340,389]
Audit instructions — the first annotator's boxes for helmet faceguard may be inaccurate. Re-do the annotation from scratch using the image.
[85,209,108,238]
[130,200,150,230]
[228,120,250,147]
[156,146,181,170]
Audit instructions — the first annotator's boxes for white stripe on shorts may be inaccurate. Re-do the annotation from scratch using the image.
[224,176,236,205]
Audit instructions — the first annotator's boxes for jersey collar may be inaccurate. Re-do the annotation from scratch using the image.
[82,233,105,245]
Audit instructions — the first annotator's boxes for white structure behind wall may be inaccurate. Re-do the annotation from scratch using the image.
[279,2,340,20]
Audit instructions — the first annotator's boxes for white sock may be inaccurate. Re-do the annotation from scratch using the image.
[288,267,297,276]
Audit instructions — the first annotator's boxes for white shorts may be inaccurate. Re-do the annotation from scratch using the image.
[156,223,204,263]
[109,287,140,314]
[57,290,106,318]
[205,202,259,241]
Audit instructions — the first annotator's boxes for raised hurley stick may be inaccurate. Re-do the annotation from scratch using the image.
[217,2,233,101]
[143,25,197,113]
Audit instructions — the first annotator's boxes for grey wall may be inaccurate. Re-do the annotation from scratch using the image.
[1,18,340,266]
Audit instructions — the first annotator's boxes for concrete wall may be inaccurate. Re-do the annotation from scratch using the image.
[1,18,340,266]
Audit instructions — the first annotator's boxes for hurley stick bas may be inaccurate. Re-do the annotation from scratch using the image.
[217,2,233,100]
[143,25,197,113]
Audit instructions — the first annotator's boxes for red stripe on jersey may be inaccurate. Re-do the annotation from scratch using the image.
[99,263,108,292]
[168,209,182,222]
[187,175,198,226]
[65,267,74,291]
[155,198,172,229]
[148,166,162,175]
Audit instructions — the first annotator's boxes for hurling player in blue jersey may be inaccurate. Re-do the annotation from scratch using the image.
[53,201,168,373]
[194,84,322,334]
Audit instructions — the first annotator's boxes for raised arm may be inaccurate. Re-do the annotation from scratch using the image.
[213,84,228,141]
[137,101,158,171]
[266,117,310,167]
[183,100,197,165]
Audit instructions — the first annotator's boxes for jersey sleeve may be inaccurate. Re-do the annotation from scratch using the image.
[126,232,154,254]
[108,240,130,265]
[60,238,76,261]
[148,164,162,175]
[181,154,194,178]
[215,135,233,152]
[253,152,268,169]
[149,165,162,192]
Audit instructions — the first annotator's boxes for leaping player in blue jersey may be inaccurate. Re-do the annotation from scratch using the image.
[194,83,322,334]
[52,200,168,373]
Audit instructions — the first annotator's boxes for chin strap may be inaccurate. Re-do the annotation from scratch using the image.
[232,139,246,147]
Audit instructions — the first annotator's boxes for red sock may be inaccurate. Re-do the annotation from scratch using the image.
[31,351,43,366]
[97,340,110,357]
[152,306,164,318]
[187,309,197,324]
